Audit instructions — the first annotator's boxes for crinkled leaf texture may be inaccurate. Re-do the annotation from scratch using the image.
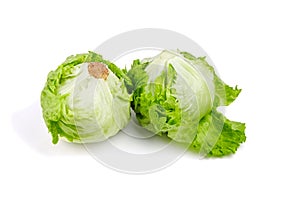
[126,50,246,157]
[41,51,131,144]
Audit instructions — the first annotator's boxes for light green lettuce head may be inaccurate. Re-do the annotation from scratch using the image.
[126,50,246,157]
[41,51,131,144]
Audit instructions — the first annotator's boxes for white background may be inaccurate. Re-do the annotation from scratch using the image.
[1,0,299,199]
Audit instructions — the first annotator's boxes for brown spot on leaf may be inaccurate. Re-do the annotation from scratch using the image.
[88,62,109,80]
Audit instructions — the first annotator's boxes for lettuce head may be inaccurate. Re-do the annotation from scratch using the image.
[125,50,246,157]
[41,51,131,144]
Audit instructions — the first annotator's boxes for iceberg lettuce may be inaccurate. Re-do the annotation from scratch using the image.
[41,52,131,144]
[125,50,246,157]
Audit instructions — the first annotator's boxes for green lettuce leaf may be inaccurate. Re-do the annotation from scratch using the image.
[191,110,246,157]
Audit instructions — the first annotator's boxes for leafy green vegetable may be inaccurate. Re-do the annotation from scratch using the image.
[41,51,131,144]
[126,50,246,157]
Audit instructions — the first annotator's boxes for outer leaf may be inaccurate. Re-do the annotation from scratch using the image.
[191,110,246,157]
